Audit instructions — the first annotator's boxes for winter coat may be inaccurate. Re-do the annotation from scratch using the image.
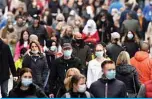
[9,83,47,98]
[116,64,141,94]
[138,80,152,98]
[82,31,100,44]
[72,43,91,66]
[123,41,139,58]
[89,78,127,98]
[49,56,84,96]
[22,53,49,88]
[27,25,48,46]
[130,51,152,83]
[106,43,124,63]
[62,90,94,98]
[0,39,16,84]
[121,19,141,37]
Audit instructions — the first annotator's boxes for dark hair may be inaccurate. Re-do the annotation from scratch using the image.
[19,30,30,46]
[19,68,32,77]
[20,47,27,55]
[101,60,115,69]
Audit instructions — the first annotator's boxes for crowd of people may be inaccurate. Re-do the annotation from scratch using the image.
[0,0,152,98]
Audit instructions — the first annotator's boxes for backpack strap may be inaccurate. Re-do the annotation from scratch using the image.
[85,91,91,98]
[65,93,71,98]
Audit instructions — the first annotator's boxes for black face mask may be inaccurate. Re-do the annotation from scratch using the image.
[76,39,83,44]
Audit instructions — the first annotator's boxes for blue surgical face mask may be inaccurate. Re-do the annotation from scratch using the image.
[63,50,72,57]
[21,78,32,87]
[95,51,104,58]
[106,70,116,80]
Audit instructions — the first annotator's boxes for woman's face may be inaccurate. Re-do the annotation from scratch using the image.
[23,31,29,41]
[21,72,32,79]
[67,71,75,78]
[31,43,39,51]
[74,78,86,92]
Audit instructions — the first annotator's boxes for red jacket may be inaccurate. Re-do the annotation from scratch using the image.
[130,51,152,84]
[145,80,152,98]
[82,31,100,44]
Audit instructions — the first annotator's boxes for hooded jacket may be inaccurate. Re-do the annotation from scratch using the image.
[130,51,152,83]
[116,64,141,94]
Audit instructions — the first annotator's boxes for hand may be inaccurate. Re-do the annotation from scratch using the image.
[13,77,18,81]
[43,46,49,52]
[49,94,54,98]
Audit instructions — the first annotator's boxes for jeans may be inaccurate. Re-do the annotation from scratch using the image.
[0,80,8,98]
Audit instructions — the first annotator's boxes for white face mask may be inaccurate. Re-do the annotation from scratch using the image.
[31,50,39,54]
[78,84,86,93]
[101,18,106,22]
[137,13,142,17]
[127,33,134,39]
[8,24,13,29]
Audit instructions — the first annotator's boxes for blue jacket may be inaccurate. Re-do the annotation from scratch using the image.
[143,5,152,21]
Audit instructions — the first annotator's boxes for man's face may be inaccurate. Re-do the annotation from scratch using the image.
[103,63,116,75]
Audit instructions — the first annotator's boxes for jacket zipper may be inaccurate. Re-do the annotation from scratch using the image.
[105,83,108,98]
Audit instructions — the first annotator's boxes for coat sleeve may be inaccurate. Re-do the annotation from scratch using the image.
[8,90,18,98]
[119,83,127,98]
[36,86,48,98]
[134,69,141,92]
[137,84,146,98]
[22,54,31,68]
[86,62,93,88]
[14,42,21,61]
[7,45,17,76]
[49,60,57,94]
[42,56,49,86]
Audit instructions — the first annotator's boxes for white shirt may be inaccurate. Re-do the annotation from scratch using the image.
[87,58,106,88]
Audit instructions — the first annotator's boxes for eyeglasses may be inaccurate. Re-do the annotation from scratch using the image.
[95,50,103,52]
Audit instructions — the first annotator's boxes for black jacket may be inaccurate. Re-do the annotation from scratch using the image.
[22,53,49,88]
[49,56,84,96]
[116,64,141,94]
[0,39,16,84]
[72,43,91,66]
[89,78,127,98]
[106,43,124,63]
[9,83,47,98]
[27,25,48,46]
[123,41,139,58]
[62,91,94,98]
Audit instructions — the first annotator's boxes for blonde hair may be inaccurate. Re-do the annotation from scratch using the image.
[64,68,80,91]
[116,51,131,65]
[29,40,42,53]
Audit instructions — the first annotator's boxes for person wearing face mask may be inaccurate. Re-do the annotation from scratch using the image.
[72,33,91,69]
[123,31,139,58]
[62,74,94,98]
[87,44,107,88]
[48,43,84,98]
[9,68,47,98]
[136,8,148,40]
[22,41,49,89]
[89,60,127,98]
[14,16,27,39]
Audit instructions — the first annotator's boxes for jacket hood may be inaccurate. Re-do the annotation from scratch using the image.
[116,64,135,75]
[134,51,149,62]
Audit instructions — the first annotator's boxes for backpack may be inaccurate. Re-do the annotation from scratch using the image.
[65,91,91,98]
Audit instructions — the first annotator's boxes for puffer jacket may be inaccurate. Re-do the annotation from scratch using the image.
[116,64,141,94]
[130,51,152,83]
[22,53,49,88]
